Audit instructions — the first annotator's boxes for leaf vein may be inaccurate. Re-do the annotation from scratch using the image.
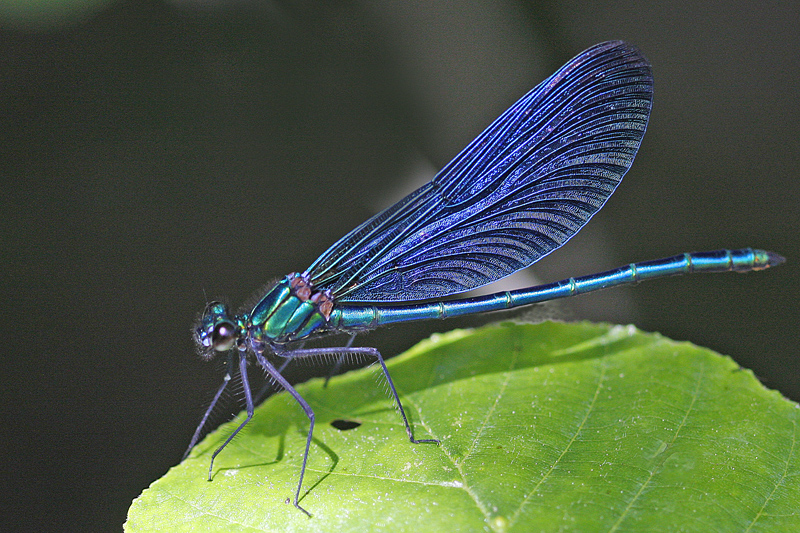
[460,337,521,465]
[606,360,706,532]
[403,384,493,522]
[743,416,798,532]
[508,356,609,526]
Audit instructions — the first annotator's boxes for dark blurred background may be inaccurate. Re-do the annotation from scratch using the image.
[2,1,797,530]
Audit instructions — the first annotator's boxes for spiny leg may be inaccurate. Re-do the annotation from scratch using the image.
[253,356,293,405]
[207,350,254,481]
[255,352,314,517]
[323,333,356,388]
[183,351,235,461]
[281,346,439,445]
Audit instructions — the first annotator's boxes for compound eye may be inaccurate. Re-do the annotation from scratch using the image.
[211,321,236,351]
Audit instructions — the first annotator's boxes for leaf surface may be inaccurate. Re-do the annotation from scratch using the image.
[127,321,800,532]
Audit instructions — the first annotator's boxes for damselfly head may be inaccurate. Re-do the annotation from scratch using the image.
[193,301,239,360]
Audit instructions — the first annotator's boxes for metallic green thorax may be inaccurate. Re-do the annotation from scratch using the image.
[248,273,334,345]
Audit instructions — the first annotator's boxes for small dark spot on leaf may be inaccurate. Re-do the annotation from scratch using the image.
[331,419,361,430]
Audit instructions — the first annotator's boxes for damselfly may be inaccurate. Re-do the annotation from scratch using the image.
[184,41,783,515]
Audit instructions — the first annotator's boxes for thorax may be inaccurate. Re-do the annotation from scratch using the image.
[247,273,335,347]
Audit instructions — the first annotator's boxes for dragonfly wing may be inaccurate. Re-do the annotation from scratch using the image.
[306,41,653,302]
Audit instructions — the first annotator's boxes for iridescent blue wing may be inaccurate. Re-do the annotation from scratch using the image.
[305,41,653,302]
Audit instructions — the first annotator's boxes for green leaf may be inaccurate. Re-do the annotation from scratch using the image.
[126,321,800,532]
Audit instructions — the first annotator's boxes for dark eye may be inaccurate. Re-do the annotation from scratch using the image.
[211,322,236,351]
